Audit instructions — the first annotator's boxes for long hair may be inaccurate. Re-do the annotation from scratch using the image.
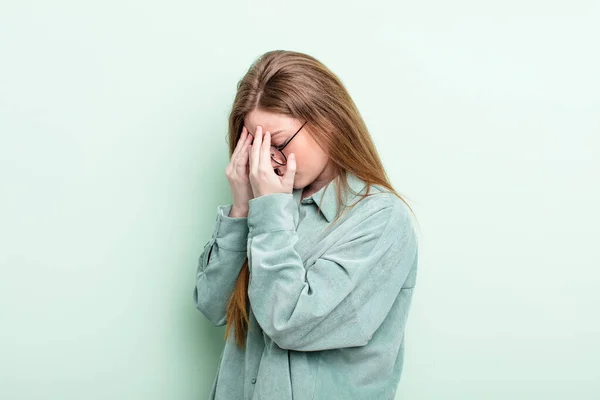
[224,49,418,348]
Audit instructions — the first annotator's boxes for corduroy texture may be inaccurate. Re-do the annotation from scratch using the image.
[193,173,419,400]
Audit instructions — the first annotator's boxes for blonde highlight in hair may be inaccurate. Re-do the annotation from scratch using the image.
[224,50,418,348]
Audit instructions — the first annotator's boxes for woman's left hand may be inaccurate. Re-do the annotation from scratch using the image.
[249,125,296,198]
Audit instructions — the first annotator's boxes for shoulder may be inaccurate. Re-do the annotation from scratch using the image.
[331,184,418,260]
[333,184,415,244]
[348,183,411,222]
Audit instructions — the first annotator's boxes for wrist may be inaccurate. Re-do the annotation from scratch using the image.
[229,206,249,218]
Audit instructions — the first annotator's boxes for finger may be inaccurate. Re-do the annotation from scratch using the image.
[283,153,297,187]
[231,126,248,160]
[261,131,272,171]
[250,125,262,173]
[236,134,252,172]
[231,128,251,174]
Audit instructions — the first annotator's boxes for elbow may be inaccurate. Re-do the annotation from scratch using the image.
[264,327,370,352]
[193,287,227,327]
[261,317,372,351]
[257,322,304,350]
[196,305,227,327]
[267,330,301,351]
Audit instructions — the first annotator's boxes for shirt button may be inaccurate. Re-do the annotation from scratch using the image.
[251,378,256,384]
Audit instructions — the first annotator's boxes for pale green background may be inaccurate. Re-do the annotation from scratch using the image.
[1,1,598,399]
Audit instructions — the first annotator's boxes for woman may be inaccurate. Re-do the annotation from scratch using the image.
[193,50,419,400]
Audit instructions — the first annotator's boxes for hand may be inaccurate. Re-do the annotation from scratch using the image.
[249,125,296,198]
[225,126,254,213]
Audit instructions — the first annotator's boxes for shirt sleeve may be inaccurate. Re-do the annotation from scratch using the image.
[246,192,418,351]
[193,204,249,326]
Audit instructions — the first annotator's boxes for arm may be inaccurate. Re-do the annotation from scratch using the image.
[246,193,418,351]
[193,204,249,326]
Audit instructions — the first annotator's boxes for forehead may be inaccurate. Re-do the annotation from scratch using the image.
[244,109,299,134]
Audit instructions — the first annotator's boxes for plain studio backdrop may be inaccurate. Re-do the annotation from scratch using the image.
[0,1,598,399]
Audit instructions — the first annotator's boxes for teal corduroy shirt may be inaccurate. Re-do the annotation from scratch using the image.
[194,172,419,399]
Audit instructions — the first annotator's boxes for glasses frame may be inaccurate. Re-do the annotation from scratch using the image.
[247,120,307,166]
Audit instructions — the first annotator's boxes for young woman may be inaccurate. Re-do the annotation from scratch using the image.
[193,50,419,400]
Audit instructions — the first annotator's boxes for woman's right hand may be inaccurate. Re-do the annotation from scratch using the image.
[225,126,254,216]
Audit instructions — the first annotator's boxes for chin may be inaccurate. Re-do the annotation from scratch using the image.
[293,177,303,190]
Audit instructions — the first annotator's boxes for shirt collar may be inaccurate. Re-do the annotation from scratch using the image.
[293,172,368,222]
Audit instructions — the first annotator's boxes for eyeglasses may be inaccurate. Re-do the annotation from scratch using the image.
[247,120,307,166]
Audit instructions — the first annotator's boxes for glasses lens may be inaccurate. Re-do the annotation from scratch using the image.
[270,146,286,165]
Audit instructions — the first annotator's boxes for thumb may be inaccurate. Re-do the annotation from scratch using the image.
[284,153,296,188]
